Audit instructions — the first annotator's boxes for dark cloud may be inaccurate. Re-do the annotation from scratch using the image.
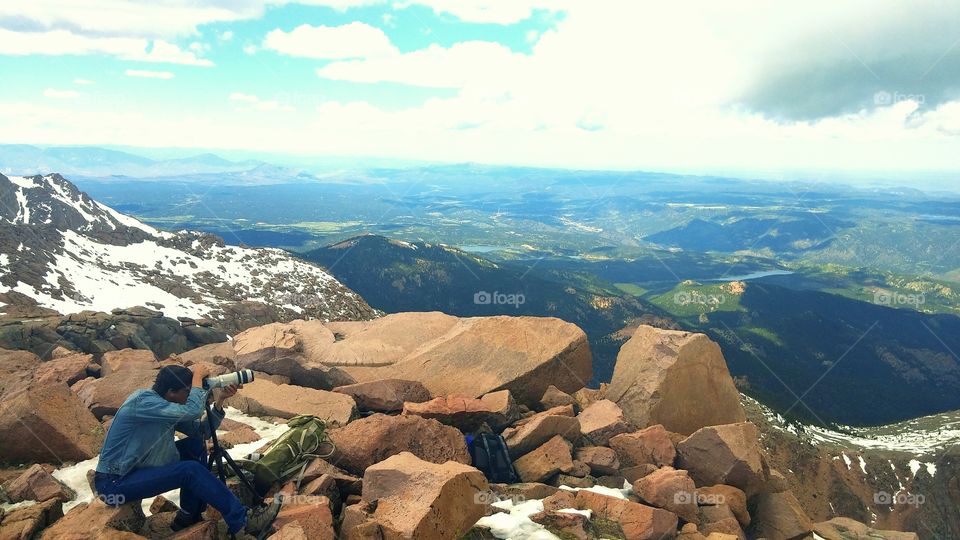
[739,52,960,120]
[734,7,960,120]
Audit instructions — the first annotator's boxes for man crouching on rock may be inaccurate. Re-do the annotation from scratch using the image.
[94,364,278,536]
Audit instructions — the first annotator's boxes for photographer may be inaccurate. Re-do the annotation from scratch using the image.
[94,364,278,536]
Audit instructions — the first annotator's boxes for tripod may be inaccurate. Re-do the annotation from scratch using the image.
[204,403,263,539]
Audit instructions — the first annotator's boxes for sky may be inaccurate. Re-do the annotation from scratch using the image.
[1,1,960,182]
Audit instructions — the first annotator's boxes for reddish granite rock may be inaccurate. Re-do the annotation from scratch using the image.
[327,414,470,474]
[609,424,676,468]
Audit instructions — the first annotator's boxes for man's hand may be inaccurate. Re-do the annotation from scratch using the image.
[191,364,212,389]
[214,384,241,411]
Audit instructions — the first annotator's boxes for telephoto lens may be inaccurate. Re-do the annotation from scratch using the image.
[202,369,255,390]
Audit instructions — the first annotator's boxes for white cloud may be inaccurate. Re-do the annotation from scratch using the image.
[243,44,259,55]
[228,92,295,112]
[43,88,79,99]
[318,41,527,89]
[0,0,563,43]
[0,29,213,66]
[189,41,211,54]
[125,69,175,79]
[219,30,235,42]
[73,79,95,85]
[0,1,263,38]
[395,0,557,24]
[264,23,397,59]
[138,40,213,66]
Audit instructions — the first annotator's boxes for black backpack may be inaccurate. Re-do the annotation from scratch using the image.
[468,433,519,484]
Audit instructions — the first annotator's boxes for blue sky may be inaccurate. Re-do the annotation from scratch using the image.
[1,1,959,182]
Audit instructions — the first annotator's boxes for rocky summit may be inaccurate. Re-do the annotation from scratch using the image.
[0,317,925,540]
[0,173,377,334]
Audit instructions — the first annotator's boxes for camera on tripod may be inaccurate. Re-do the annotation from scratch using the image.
[203,369,254,390]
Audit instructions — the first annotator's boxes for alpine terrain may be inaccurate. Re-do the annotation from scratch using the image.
[0,172,376,335]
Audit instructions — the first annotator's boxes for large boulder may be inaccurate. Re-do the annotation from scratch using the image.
[2,464,76,503]
[502,413,581,459]
[576,399,633,445]
[698,485,749,527]
[0,383,104,462]
[575,446,620,476]
[225,378,356,425]
[540,385,579,411]
[328,313,592,407]
[0,348,41,400]
[479,390,520,428]
[174,341,236,368]
[609,424,676,468]
[74,368,158,419]
[271,495,336,539]
[100,348,157,376]
[513,435,574,483]
[0,498,64,540]
[748,490,813,540]
[349,452,489,539]
[40,498,145,539]
[232,320,355,390]
[813,517,920,540]
[575,489,679,540]
[33,353,93,387]
[605,325,745,435]
[402,394,511,432]
[676,422,768,498]
[698,504,746,539]
[332,379,431,412]
[633,466,700,524]
[327,414,470,474]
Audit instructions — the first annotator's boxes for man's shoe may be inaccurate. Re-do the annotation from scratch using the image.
[170,512,200,532]
[244,495,283,538]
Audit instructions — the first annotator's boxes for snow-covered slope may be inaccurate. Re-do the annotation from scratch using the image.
[0,172,377,329]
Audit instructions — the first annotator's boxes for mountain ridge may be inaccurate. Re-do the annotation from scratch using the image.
[0,172,377,333]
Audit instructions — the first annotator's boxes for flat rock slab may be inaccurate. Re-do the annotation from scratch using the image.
[225,378,357,425]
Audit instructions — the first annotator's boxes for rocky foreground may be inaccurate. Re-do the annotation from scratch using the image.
[0,313,921,539]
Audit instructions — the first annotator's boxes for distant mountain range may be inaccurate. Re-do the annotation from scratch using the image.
[0,172,376,332]
[0,145,322,184]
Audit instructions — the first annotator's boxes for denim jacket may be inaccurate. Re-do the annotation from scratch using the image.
[95,387,224,477]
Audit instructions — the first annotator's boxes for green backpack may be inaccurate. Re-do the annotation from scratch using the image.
[236,415,335,497]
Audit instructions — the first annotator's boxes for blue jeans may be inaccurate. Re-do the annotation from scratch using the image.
[94,437,247,533]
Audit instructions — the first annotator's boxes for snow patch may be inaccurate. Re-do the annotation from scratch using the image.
[7,175,38,189]
[842,453,852,470]
[475,498,558,540]
[746,394,960,457]
[858,455,868,475]
[15,187,29,224]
